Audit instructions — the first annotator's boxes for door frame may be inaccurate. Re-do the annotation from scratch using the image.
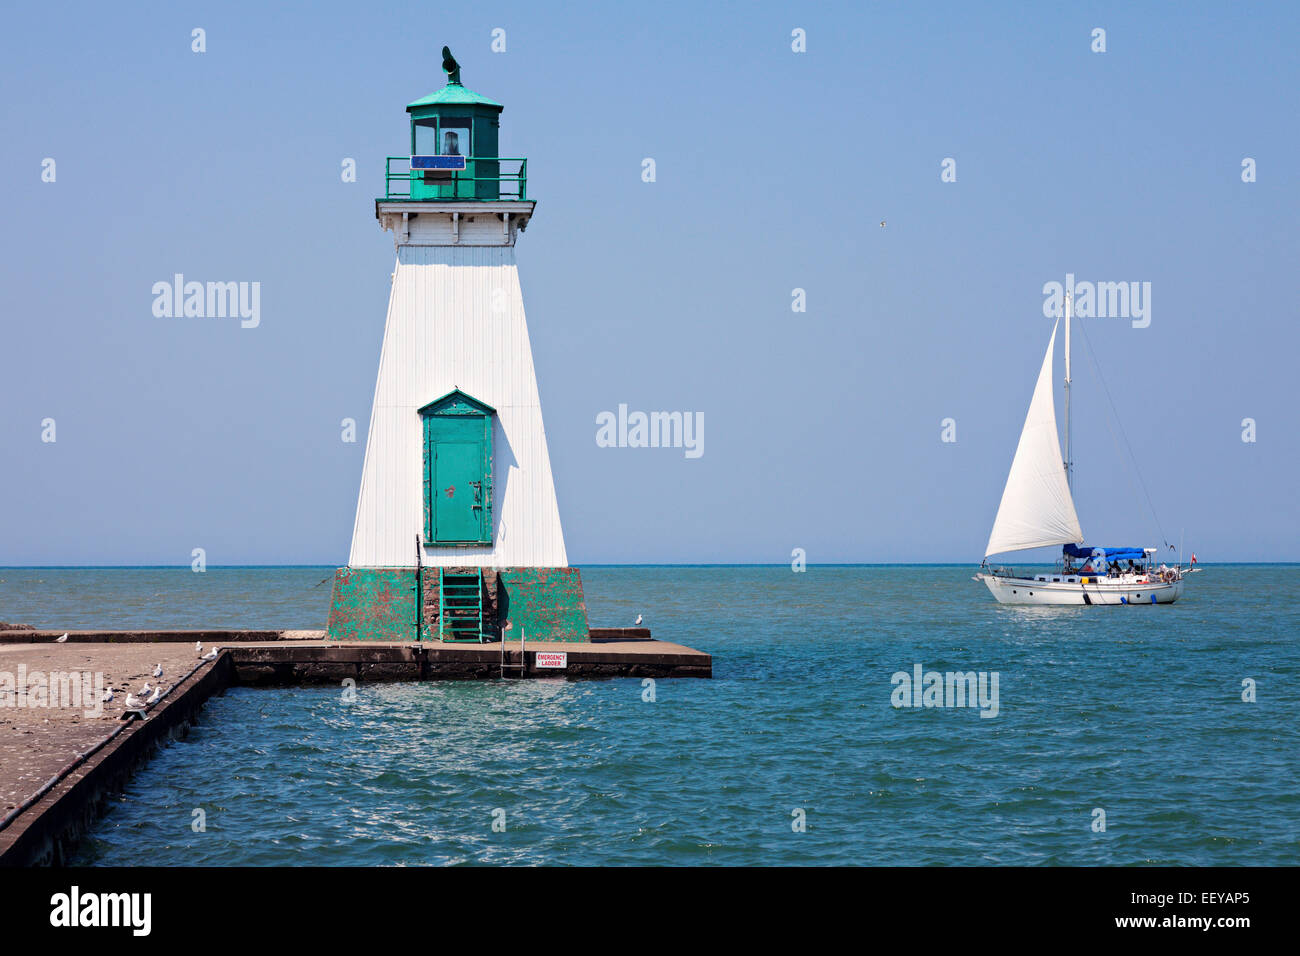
[418,389,495,546]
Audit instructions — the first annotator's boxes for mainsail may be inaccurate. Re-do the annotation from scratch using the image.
[985,320,1085,556]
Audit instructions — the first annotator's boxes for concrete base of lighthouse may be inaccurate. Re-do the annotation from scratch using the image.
[326,566,589,643]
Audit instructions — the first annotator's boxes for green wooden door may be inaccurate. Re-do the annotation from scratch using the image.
[433,441,484,542]
[421,390,495,546]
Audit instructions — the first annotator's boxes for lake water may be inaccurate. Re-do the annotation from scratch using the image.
[3,565,1295,865]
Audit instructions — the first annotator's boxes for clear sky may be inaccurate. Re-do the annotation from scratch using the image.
[1,1,1296,565]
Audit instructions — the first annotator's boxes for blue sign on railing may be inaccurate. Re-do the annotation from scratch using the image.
[411,155,467,171]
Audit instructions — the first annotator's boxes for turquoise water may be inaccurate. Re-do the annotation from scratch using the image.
[7,565,1295,866]
[0,566,334,630]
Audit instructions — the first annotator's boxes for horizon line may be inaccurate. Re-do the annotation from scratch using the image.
[0,561,1291,570]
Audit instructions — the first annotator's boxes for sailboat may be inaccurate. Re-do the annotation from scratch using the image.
[974,293,1194,606]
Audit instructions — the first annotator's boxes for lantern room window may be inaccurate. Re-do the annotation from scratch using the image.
[413,118,439,155]
[439,118,471,157]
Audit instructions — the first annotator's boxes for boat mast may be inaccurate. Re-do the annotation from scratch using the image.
[1064,291,1073,492]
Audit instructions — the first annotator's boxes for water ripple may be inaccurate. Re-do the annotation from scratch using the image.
[51,565,1300,865]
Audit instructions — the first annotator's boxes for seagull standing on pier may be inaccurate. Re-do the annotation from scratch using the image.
[152,663,163,678]
[124,692,145,710]
[634,614,643,625]
[146,686,163,706]
[102,688,114,703]
[201,647,219,661]
[55,633,68,643]
[195,641,203,655]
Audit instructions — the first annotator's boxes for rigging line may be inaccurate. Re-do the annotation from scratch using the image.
[1074,315,1172,550]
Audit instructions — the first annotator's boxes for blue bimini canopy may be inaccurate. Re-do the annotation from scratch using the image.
[1063,544,1148,563]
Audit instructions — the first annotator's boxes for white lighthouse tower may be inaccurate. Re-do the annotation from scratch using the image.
[328,48,589,643]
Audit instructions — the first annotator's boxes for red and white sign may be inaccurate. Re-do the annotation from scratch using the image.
[535,652,568,669]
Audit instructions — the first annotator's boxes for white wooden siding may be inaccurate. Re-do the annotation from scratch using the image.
[348,243,567,568]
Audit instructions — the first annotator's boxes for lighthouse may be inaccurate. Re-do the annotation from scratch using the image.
[327,48,588,643]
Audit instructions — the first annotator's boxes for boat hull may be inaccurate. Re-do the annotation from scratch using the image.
[976,573,1183,606]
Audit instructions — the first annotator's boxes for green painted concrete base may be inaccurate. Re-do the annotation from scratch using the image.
[326,568,416,642]
[326,567,589,642]
[496,568,589,643]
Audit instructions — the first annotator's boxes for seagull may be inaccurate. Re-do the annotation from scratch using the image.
[55,633,68,643]
[634,614,643,625]
[880,220,886,228]
[146,686,163,705]
[195,641,203,655]
[124,693,145,710]
[200,647,219,661]
[152,663,163,678]
[140,682,153,696]
[102,688,114,703]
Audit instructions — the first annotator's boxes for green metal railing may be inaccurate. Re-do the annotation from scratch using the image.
[383,156,527,201]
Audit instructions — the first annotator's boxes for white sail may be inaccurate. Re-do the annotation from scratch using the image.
[985,320,1084,557]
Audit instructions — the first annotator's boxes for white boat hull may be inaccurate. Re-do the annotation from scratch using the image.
[975,573,1183,606]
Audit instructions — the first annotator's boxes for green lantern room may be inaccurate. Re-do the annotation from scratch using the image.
[394,47,524,202]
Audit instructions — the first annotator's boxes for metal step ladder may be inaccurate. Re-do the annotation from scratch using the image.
[438,568,485,643]
[500,625,526,678]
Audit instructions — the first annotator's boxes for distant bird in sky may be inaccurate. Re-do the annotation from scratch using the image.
[152,663,163,678]
[634,614,643,625]
[55,633,67,643]
[880,220,886,228]
[201,647,219,661]
[124,693,145,710]
[146,686,163,705]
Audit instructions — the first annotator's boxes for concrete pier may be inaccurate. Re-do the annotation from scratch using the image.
[232,638,711,683]
[0,628,710,866]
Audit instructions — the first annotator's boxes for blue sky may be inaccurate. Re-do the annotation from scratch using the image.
[1,1,1296,564]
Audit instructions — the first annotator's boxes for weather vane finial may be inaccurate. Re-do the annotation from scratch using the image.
[441,46,461,86]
